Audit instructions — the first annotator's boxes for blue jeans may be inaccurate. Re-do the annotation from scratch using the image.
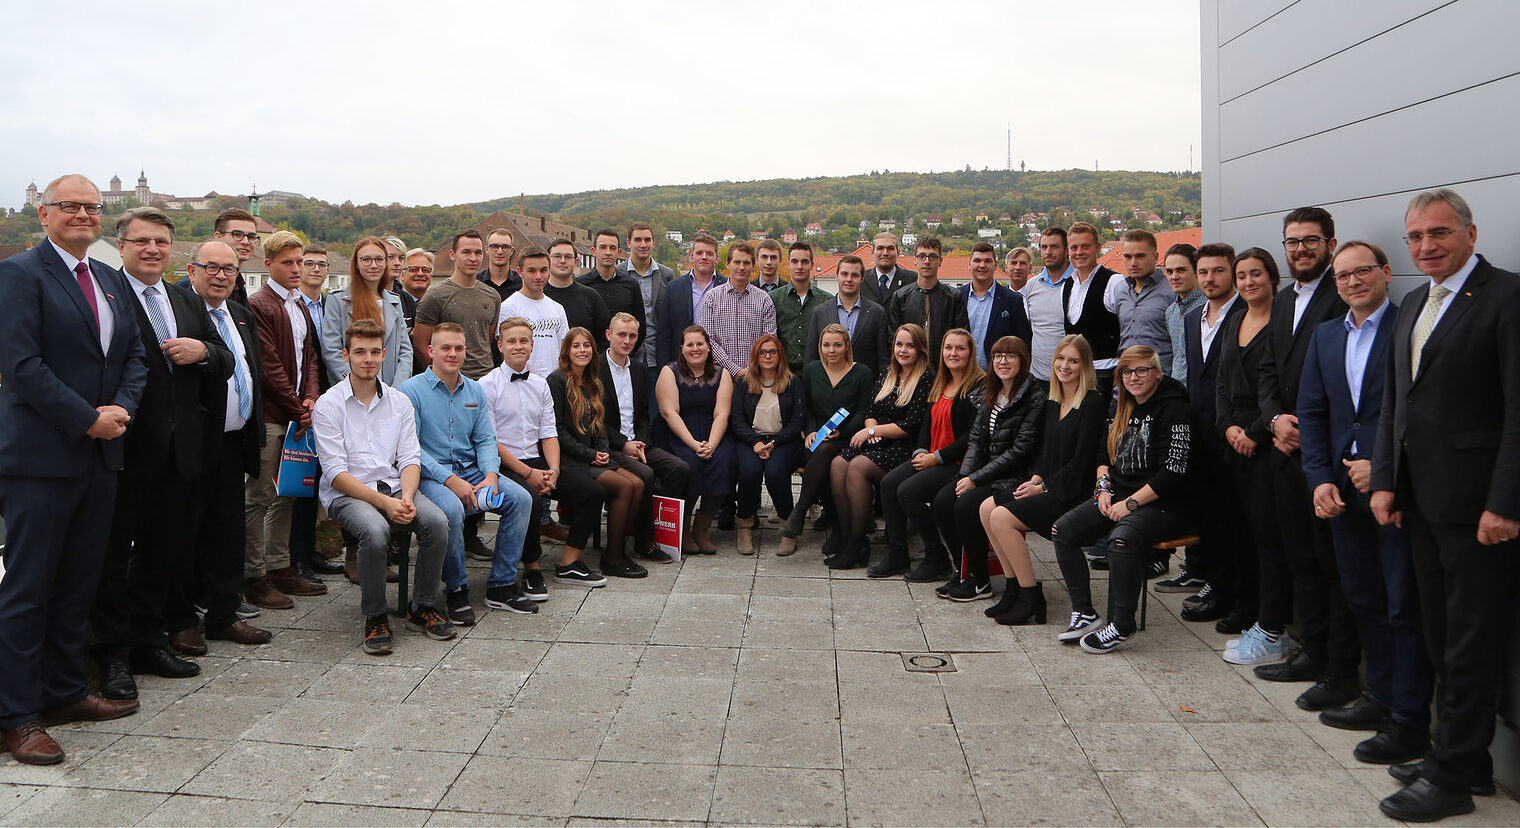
[419,467,533,591]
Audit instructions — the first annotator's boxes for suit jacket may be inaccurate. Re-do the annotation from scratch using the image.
[198,297,265,478]
[1062,266,1121,361]
[656,271,725,367]
[1298,301,1395,492]
[1372,256,1520,524]
[616,259,674,365]
[959,282,1033,364]
[1183,295,1245,436]
[1258,272,1348,426]
[119,274,233,480]
[861,266,916,306]
[600,355,651,451]
[320,288,413,386]
[247,283,321,425]
[805,296,890,374]
[0,241,148,475]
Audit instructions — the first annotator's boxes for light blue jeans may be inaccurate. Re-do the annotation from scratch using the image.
[419,466,533,591]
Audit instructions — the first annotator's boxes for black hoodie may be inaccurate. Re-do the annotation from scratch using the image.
[1100,376,1195,505]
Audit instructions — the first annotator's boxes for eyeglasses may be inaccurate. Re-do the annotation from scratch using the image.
[914,253,941,261]
[1282,235,1325,251]
[1119,366,1155,378]
[221,230,259,242]
[757,348,780,356]
[991,353,1019,363]
[47,201,103,215]
[486,243,514,252]
[120,236,171,248]
[548,253,576,260]
[406,266,434,274]
[1403,226,1467,245]
[357,256,387,266]
[1332,265,1380,284]
[191,262,240,277]
[302,260,329,269]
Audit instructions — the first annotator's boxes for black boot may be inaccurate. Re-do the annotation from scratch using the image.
[983,584,1021,617]
[867,541,909,578]
[904,545,953,582]
[828,536,868,570]
[996,582,1048,625]
[821,530,845,560]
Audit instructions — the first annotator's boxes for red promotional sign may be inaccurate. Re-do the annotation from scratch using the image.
[652,495,685,562]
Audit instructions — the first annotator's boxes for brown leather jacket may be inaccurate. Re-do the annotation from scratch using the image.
[248,284,320,425]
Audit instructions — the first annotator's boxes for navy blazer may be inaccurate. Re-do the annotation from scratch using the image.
[1182,295,1245,433]
[0,241,148,475]
[958,282,1033,364]
[1298,302,1395,491]
[656,272,726,368]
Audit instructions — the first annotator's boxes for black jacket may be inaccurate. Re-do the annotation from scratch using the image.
[1032,389,1108,505]
[884,281,969,355]
[1103,376,1195,505]
[961,376,1046,487]
[599,356,651,451]
[729,375,806,447]
[548,369,610,465]
[1214,312,1272,446]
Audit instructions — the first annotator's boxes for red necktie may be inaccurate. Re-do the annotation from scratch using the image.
[74,261,101,332]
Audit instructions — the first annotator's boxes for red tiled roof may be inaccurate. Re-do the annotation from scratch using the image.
[1097,228,1202,270]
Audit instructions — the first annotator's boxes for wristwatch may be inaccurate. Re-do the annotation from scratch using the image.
[1125,497,1139,511]
[867,427,877,438]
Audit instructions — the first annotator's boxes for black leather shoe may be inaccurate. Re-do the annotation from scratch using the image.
[1389,761,1495,796]
[129,647,201,679]
[1295,676,1362,711]
[1355,723,1431,765]
[1253,647,1326,683]
[101,660,138,701]
[903,558,952,583]
[294,559,324,586]
[603,559,649,579]
[1180,597,1230,622]
[1318,695,1391,731]
[310,556,345,576]
[1379,779,1474,822]
[1215,611,1254,635]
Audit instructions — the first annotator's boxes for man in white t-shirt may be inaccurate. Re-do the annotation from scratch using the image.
[496,246,567,377]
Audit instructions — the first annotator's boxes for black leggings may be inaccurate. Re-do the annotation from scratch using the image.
[882,461,955,556]
[794,438,844,517]
[935,481,1002,585]
[1052,500,1190,633]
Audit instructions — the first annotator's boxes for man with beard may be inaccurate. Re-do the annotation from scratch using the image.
[1024,227,1075,380]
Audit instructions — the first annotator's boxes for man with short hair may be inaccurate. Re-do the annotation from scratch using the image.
[755,239,786,292]
[700,241,776,375]
[1005,247,1033,295]
[413,230,500,381]
[1372,190,1520,822]
[775,242,832,373]
[862,232,916,305]
[545,238,611,351]
[482,229,520,302]
[1113,229,1176,372]
[885,236,969,356]
[314,320,455,655]
[90,207,233,700]
[960,241,1031,369]
[657,234,724,367]
[244,231,325,610]
[1024,227,1075,380]
[616,223,674,408]
[1162,244,1205,385]
[1062,222,1121,389]
[806,255,889,373]
[498,246,569,378]
[212,208,259,306]
[288,245,343,585]
[578,230,645,350]
[400,324,535,621]
[400,249,432,329]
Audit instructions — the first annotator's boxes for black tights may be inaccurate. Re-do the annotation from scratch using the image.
[830,454,886,540]
[595,468,644,565]
[795,438,844,516]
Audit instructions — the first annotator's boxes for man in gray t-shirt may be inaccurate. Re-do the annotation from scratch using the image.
[412,230,501,380]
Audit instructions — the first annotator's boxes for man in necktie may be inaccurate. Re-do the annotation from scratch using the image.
[89,207,233,702]
[864,232,916,305]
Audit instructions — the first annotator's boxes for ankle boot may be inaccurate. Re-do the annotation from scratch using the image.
[828,536,868,570]
[683,513,701,555]
[904,546,952,583]
[781,507,806,539]
[736,524,755,556]
[984,584,1021,617]
[692,514,717,553]
[776,535,797,556]
[996,582,1048,625]
[343,545,360,586]
[867,541,909,578]
[821,529,845,560]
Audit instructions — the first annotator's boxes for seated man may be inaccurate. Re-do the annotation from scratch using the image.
[312,320,454,655]
[400,323,535,621]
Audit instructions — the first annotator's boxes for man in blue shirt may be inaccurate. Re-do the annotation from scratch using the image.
[399,323,535,622]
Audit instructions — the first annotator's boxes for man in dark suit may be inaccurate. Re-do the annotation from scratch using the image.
[1372,190,1520,822]
[1299,241,1431,770]
[616,223,674,416]
[0,174,148,764]
[959,241,1032,369]
[656,234,724,367]
[806,255,889,374]
[90,208,233,701]
[861,232,916,306]
[172,241,274,653]
[1252,207,1357,707]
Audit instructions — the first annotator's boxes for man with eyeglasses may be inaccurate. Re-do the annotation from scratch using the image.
[288,247,345,586]
[0,174,148,765]
[544,238,610,351]
[1242,207,1355,709]
[212,208,260,307]
[400,249,433,369]
[883,236,968,357]
[90,206,233,701]
[412,230,500,381]
[862,232,916,305]
[1025,227,1076,381]
[960,241,1030,370]
[483,229,521,302]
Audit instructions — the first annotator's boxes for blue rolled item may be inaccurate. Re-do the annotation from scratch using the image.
[809,407,850,451]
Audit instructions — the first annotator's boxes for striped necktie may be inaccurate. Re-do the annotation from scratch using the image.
[1410,284,1451,379]
[142,285,174,371]
[211,308,253,422]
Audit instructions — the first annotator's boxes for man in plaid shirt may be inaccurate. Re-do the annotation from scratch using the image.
[699,242,776,375]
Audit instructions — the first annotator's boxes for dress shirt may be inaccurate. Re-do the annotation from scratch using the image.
[1165,289,1206,384]
[1066,270,1099,325]
[872,267,902,297]
[266,280,309,378]
[125,274,179,339]
[205,299,251,432]
[1343,299,1390,454]
[699,280,776,375]
[626,261,660,367]
[966,283,996,369]
[1291,273,1325,334]
[835,297,862,339]
[299,291,324,347]
[1418,253,1478,334]
[690,272,719,317]
[1114,272,1175,371]
[398,368,500,484]
[312,379,420,511]
[1025,264,1074,380]
[51,240,114,351]
[1199,294,1239,362]
[605,349,636,441]
[479,363,556,462]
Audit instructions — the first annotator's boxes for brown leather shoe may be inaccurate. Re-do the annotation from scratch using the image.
[245,576,294,610]
[41,693,139,726]
[2,722,63,765]
[267,566,328,597]
[168,628,208,657]
[540,521,569,543]
[205,619,273,645]
[343,545,360,585]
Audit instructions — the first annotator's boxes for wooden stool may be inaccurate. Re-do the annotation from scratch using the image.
[1104,534,1199,631]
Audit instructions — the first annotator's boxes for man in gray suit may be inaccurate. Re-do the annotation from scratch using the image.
[861,232,916,305]
[807,255,889,373]
[616,222,673,416]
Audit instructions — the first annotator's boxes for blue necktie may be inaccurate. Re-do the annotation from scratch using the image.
[211,308,253,423]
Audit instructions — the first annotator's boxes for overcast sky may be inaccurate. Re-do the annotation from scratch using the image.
[4,0,1200,209]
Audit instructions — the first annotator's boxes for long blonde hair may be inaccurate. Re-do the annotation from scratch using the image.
[743,334,793,395]
[927,328,983,401]
[1049,334,1098,407]
[1107,345,1161,459]
[875,323,930,403]
[557,327,605,436]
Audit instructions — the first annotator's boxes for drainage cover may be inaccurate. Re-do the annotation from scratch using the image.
[901,653,956,672]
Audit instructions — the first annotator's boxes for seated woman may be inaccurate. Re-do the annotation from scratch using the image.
[982,334,1105,625]
[729,335,805,556]
[547,328,645,583]
[657,325,736,555]
[1051,345,1196,654]
[778,324,873,557]
[826,323,933,570]
[876,328,983,580]
[937,335,1046,602]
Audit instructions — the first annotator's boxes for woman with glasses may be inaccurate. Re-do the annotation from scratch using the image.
[729,335,806,555]
[1051,345,1196,653]
[982,334,1106,625]
[321,235,412,385]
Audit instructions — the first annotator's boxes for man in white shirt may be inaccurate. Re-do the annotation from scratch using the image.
[312,319,455,656]
[497,247,568,378]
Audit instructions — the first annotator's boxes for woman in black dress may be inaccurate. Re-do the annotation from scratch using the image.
[656,325,736,555]
[825,323,933,569]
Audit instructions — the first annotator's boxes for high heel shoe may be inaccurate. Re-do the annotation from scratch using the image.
[995,582,1047,625]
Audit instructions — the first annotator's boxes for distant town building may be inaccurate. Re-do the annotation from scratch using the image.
[900,232,918,247]
[782,229,798,244]
[978,228,1003,238]
[722,229,737,242]
[804,222,824,237]
[924,214,943,228]
[666,230,684,243]
[877,218,896,230]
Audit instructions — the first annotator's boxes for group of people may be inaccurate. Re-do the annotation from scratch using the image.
[0,174,1513,825]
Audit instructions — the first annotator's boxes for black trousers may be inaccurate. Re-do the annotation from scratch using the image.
[92,465,194,657]
[882,461,956,558]
[0,460,116,729]
[173,430,251,632]
[794,438,845,517]
[612,446,690,546]
[1406,506,1518,791]
[1052,499,1190,632]
[1268,451,1359,669]
[935,480,1002,585]
[288,495,319,566]
[501,456,603,559]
